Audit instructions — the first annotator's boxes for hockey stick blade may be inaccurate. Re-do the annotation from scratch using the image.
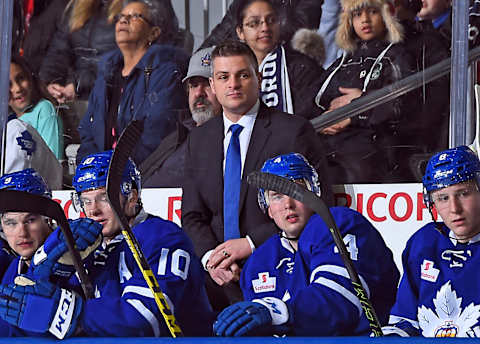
[106,120,183,338]
[0,190,95,299]
[247,171,383,336]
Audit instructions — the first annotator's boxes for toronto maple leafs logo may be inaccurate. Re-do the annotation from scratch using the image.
[417,281,480,337]
[16,130,36,156]
[201,52,212,67]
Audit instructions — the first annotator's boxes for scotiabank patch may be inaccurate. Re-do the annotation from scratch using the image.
[421,259,440,282]
[252,272,276,293]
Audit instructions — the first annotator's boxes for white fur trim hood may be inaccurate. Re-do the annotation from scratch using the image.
[335,0,404,53]
[291,28,326,66]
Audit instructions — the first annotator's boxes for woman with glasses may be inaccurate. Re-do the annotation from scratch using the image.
[39,0,180,104]
[76,0,188,165]
[235,0,325,120]
[200,0,322,53]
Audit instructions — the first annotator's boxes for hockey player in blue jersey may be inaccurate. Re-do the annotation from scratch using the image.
[213,153,399,336]
[384,146,480,337]
[0,168,102,337]
[68,150,214,337]
[0,153,214,338]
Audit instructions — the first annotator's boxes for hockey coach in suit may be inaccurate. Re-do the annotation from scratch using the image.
[182,40,331,309]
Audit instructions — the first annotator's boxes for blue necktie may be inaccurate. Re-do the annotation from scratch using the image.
[224,124,243,241]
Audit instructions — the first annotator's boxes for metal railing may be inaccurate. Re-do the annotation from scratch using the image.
[310,46,480,133]
[0,0,14,175]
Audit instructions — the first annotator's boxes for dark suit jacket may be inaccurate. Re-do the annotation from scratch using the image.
[182,103,331,260]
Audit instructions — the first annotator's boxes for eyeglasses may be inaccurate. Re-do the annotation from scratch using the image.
[242,16,278,29]
[431,185,479,210]
[114,12,153,26]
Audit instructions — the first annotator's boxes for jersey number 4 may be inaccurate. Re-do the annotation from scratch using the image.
[334,234,358,261]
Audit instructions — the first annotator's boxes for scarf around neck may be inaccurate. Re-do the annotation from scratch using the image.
[259,45,293,114]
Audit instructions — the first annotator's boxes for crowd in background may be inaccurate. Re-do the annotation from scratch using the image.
[8,0,479,188]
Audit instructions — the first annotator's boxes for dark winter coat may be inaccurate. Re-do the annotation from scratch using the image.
[12,0,65,73]
[198,0,322,50]
[77,44,188,165]
[39,2,116,100]
[401,19,450,151]
[141,114,196,188]
[317,39,418,182]
[282,45,325,119]
[24,0,69,74]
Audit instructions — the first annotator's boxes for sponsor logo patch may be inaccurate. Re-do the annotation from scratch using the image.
[252,272,276,293]
[421,259,440,282]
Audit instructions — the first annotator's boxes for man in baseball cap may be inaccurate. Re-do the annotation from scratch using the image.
[142,47,222,187]
[183,46,222,126]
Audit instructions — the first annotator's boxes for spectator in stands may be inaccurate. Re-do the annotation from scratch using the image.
[142,46,222,188]
[315,0,417,183]
[235,0,325,119]
[416,1,480,51]
[9,55,64,160]
[394,0,450,156]
[39,0,182,104]
[317,0,342,69]
[416,0,451,49]
[11,0,68,74]
[76,0,188,165]
[199,0,323,51]
[181,40,332,311]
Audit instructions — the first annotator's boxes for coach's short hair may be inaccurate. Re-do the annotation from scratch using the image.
[211,40,259,72]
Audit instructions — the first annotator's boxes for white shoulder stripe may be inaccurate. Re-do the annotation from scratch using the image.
[123,285,175,314]
[310,265,370,297]
[314,277,363,317]
[388,315,419,328]
[126,299,161,337]
[122,285,154,299]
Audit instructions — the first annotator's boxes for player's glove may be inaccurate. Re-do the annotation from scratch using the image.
[32,218,103,279]
[0,276,83,339]
[213,297,289,336]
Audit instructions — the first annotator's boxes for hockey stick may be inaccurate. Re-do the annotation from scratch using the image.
[106,120,183,338]
[0,190,95,299]
[247,171,383,337]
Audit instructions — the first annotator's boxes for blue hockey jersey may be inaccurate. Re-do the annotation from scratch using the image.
[0,213,214,337]
[389,222,480,337]
[79,213,214,337]
[241,207,399,336]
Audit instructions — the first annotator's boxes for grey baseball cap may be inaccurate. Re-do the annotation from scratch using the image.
[182,46,215,83]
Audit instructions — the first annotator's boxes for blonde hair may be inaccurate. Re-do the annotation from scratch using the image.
[67,0,124,32]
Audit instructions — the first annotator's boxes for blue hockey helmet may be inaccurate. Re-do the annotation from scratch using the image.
[422,145,480,209]
[0,168,51,199]
[257,153,320,213]
[73,150,141,197]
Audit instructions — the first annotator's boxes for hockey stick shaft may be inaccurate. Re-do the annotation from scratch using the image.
[247,171,383,336]
[0,190,95,299]
[106,120,183,337]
